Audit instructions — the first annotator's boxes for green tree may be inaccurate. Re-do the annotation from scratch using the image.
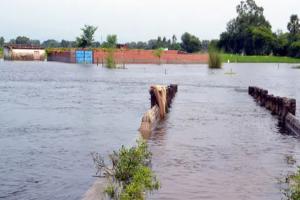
[180,32,201,53]
[61,40,71,48]
[136,41,148,49]
[219,0,272,55]
[172,34,177,44]
[42,39,60,48]
[76,25,98,48]
[102,34,117,48]
[9,39,16,44]
[0,37,4,47]
[289,41,300,58]
[247,26,275,55]
[15,36,31,45]
[287,15,300,36]
[273,31,289,56]
[107,34,117,48]
[30,40,40,46]
[153,48,164,64]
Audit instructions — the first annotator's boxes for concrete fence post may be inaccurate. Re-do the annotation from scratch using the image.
[248,86,299,135]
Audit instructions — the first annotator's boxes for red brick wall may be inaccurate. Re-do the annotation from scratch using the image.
[93,49,208,64]
[48,49,208,64]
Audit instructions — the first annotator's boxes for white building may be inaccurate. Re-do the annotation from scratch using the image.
[4,45,46,61]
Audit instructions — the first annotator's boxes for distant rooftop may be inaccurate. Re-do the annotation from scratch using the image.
[4,44,44,50]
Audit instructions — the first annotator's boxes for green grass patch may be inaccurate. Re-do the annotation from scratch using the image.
[0,48,3,58]
[105,48,117,68]
[222,54,300,63]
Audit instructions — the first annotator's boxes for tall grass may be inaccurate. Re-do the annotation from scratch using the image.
[0,48,3,58]
[105,48,116,68]
[153,48,164,65]
[208,50,222,69]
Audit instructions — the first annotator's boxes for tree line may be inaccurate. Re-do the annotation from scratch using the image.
[0,30,208,53]
[218,0,300,58]
[125,34,209,53]
[0,0,299,58]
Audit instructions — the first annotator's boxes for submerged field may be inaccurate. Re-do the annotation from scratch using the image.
[1,62,300,200]
[222,53,300,63]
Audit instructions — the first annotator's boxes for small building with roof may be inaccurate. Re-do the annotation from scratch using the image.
[4,44,46,61]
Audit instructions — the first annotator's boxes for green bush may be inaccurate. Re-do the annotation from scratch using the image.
[153,48,164,65]
[92,139,160,200]
[208,50,222,68]
[285,167,300,200]
[105,48,116,68]
[289,41,300,58]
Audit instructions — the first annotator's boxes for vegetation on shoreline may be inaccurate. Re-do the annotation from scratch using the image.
[92,139,160,200]
[208,50,222,68]
[219,0,300,59]
[105,48,117,68]
[222,54,300,63]
[284,167,300,200]
[0,48,3,58]
[153,48,164,65]
[1,0,299,62]
[103,35,118,68]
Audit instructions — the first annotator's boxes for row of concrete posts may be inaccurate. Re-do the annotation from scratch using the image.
[248,86,300,134]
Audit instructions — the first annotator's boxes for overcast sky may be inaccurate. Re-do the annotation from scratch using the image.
[1,0,299,43]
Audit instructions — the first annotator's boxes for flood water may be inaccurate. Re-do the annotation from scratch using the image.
[0,61,300,200]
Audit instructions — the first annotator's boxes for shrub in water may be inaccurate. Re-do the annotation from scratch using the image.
[208,50,222,69]
[153,48,164,65]
[92,139,160,200]
[105,48,116,68]
[285,167,300,200]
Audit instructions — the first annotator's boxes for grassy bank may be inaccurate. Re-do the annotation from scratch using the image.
[222,53,300,63]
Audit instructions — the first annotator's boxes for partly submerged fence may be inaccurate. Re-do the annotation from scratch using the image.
[139,84,178,136]
[248,86,299,135]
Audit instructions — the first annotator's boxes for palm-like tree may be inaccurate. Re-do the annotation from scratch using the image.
[287,15,300,35]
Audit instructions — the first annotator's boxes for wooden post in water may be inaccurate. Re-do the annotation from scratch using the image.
[140,84,178,136]
[248,86,299,135]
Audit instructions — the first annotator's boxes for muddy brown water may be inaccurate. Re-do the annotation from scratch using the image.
[0,61,300,200]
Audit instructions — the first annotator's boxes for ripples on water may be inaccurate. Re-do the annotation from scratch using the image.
[0,61,300,199]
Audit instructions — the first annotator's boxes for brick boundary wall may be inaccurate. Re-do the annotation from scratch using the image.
[93,49,208,64]
[47,49,208,64]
